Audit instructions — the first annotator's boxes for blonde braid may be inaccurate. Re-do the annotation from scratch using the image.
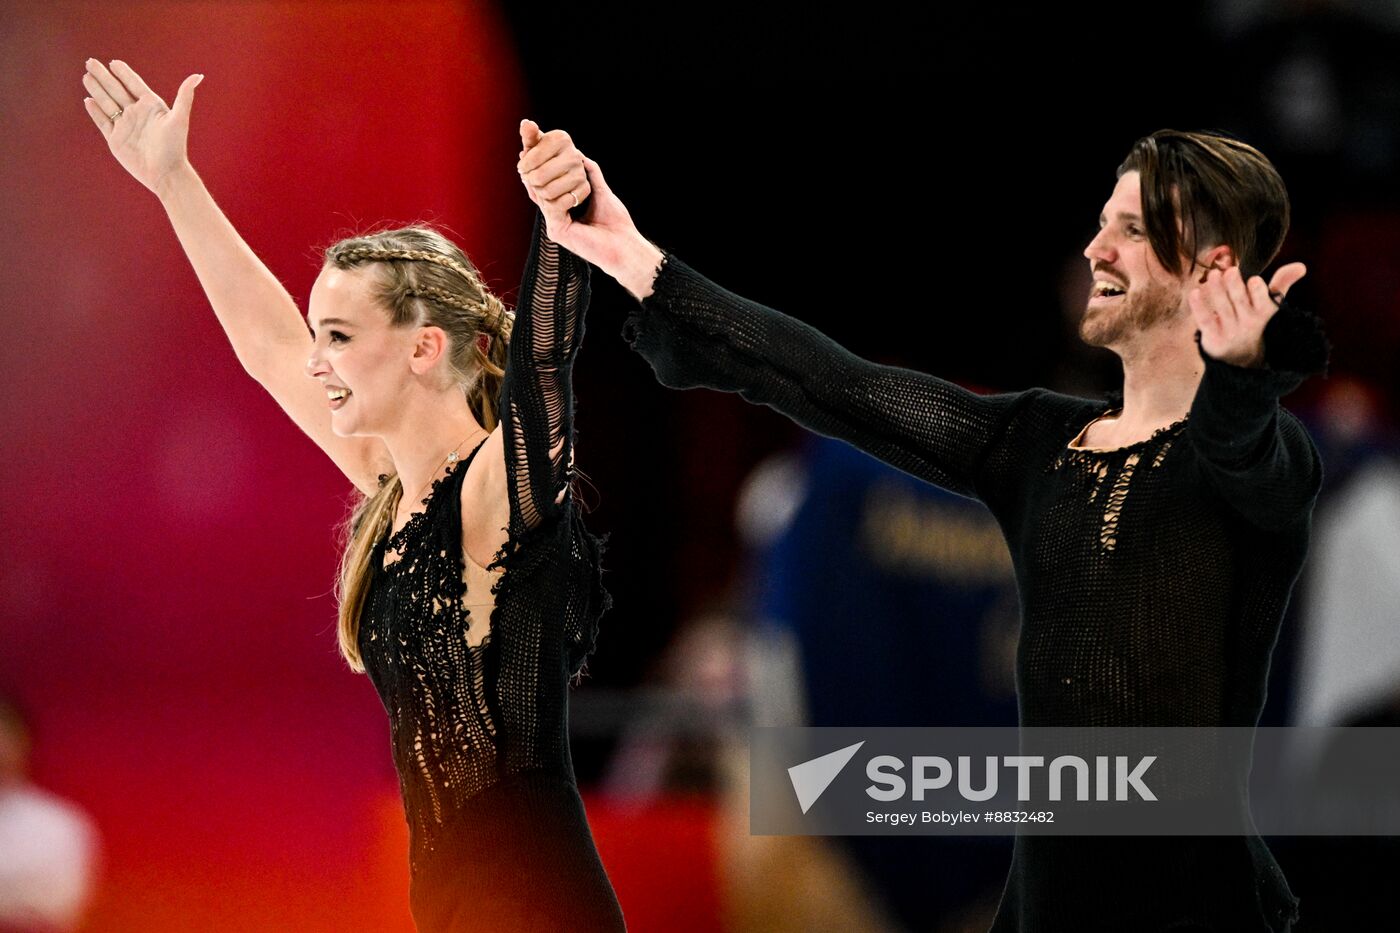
[475,293,514,379]
[405,284,480,315]
[330,245,476,283]
[407,285,513,380]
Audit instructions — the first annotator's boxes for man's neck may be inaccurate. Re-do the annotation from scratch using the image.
[1113,323,1205,434]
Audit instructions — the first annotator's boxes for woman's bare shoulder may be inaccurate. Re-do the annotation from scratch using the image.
[460,425,510,567]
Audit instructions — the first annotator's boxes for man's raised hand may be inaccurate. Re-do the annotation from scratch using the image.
[1188,263,1308,368]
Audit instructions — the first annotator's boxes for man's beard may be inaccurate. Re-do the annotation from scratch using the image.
[1079,278,1183,348]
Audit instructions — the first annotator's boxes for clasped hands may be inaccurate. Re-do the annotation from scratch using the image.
[515,120,649,283]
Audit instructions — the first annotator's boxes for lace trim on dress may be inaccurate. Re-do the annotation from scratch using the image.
[380,440,489,572]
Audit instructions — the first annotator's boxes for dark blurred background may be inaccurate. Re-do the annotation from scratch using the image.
[2,1,1398,930]
[506,0,1400,688]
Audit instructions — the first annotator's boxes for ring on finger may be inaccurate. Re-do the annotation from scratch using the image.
[569,190,579,209]
[110,108,124,121]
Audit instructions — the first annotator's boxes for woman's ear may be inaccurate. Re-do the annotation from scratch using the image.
[410,326,449,374]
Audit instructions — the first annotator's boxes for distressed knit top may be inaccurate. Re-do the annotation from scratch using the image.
[357,217,612,884]
[623,255,1329,933]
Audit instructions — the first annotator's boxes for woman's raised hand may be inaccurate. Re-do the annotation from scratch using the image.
[82,59,203,197]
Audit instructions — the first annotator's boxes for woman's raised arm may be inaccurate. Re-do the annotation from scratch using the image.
[503,122,594,533]
[82,59,390,494]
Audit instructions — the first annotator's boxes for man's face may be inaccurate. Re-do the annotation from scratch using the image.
[1079,170,1190,349]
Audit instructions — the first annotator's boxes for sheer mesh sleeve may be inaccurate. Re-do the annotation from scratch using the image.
[622,254,1029,500]
[1187,298,1330,531]
[500,215,590,535]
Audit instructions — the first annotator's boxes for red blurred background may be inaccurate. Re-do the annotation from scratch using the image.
[0,2,719,930]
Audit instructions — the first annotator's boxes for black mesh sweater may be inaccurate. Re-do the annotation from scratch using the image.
[358,217,624,932]
[623,256,1330,933]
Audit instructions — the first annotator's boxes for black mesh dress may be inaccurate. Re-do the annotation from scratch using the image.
[623,255,1330,933]
[358,218,624,932]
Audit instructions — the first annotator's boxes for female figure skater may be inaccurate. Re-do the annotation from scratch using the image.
[82,60,625,932]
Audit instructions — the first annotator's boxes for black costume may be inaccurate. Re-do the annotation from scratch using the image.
[624,255,1329,932]
[358,218,624,932]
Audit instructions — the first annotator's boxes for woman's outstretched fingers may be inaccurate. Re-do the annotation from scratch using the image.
[171,74,203,121]
[83,59,203,197]
[85,58,135,109]
[82,97,115,136]
[82,72,122,118]
[109,60,156,102]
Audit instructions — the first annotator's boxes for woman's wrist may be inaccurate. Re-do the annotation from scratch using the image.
[155,161,199,204]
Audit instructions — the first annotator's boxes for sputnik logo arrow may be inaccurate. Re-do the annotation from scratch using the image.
[787,741,865,814]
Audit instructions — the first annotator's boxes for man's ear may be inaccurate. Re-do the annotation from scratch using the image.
[1193,244,1237,283]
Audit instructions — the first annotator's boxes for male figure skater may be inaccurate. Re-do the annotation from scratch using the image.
[520,127,1327,931]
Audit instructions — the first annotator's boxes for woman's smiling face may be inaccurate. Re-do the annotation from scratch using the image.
[305,263,420,438]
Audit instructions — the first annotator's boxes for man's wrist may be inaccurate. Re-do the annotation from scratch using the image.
[1218,340,1266,369]
[611,231,665,301]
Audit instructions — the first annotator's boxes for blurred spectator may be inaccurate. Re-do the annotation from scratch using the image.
[738,437,1021,932]
[1290,377,1400,729]
[1261,378,1400,929]
[750,438,1021,727]
[0,694,100,933]
[603,610,747,800]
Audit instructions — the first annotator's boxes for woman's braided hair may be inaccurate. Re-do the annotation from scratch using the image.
[322,226,514,672]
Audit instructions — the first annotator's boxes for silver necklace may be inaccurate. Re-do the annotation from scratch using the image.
[396,430,484,526]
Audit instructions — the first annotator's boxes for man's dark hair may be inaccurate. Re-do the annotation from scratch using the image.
[1117,129,1290,279]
